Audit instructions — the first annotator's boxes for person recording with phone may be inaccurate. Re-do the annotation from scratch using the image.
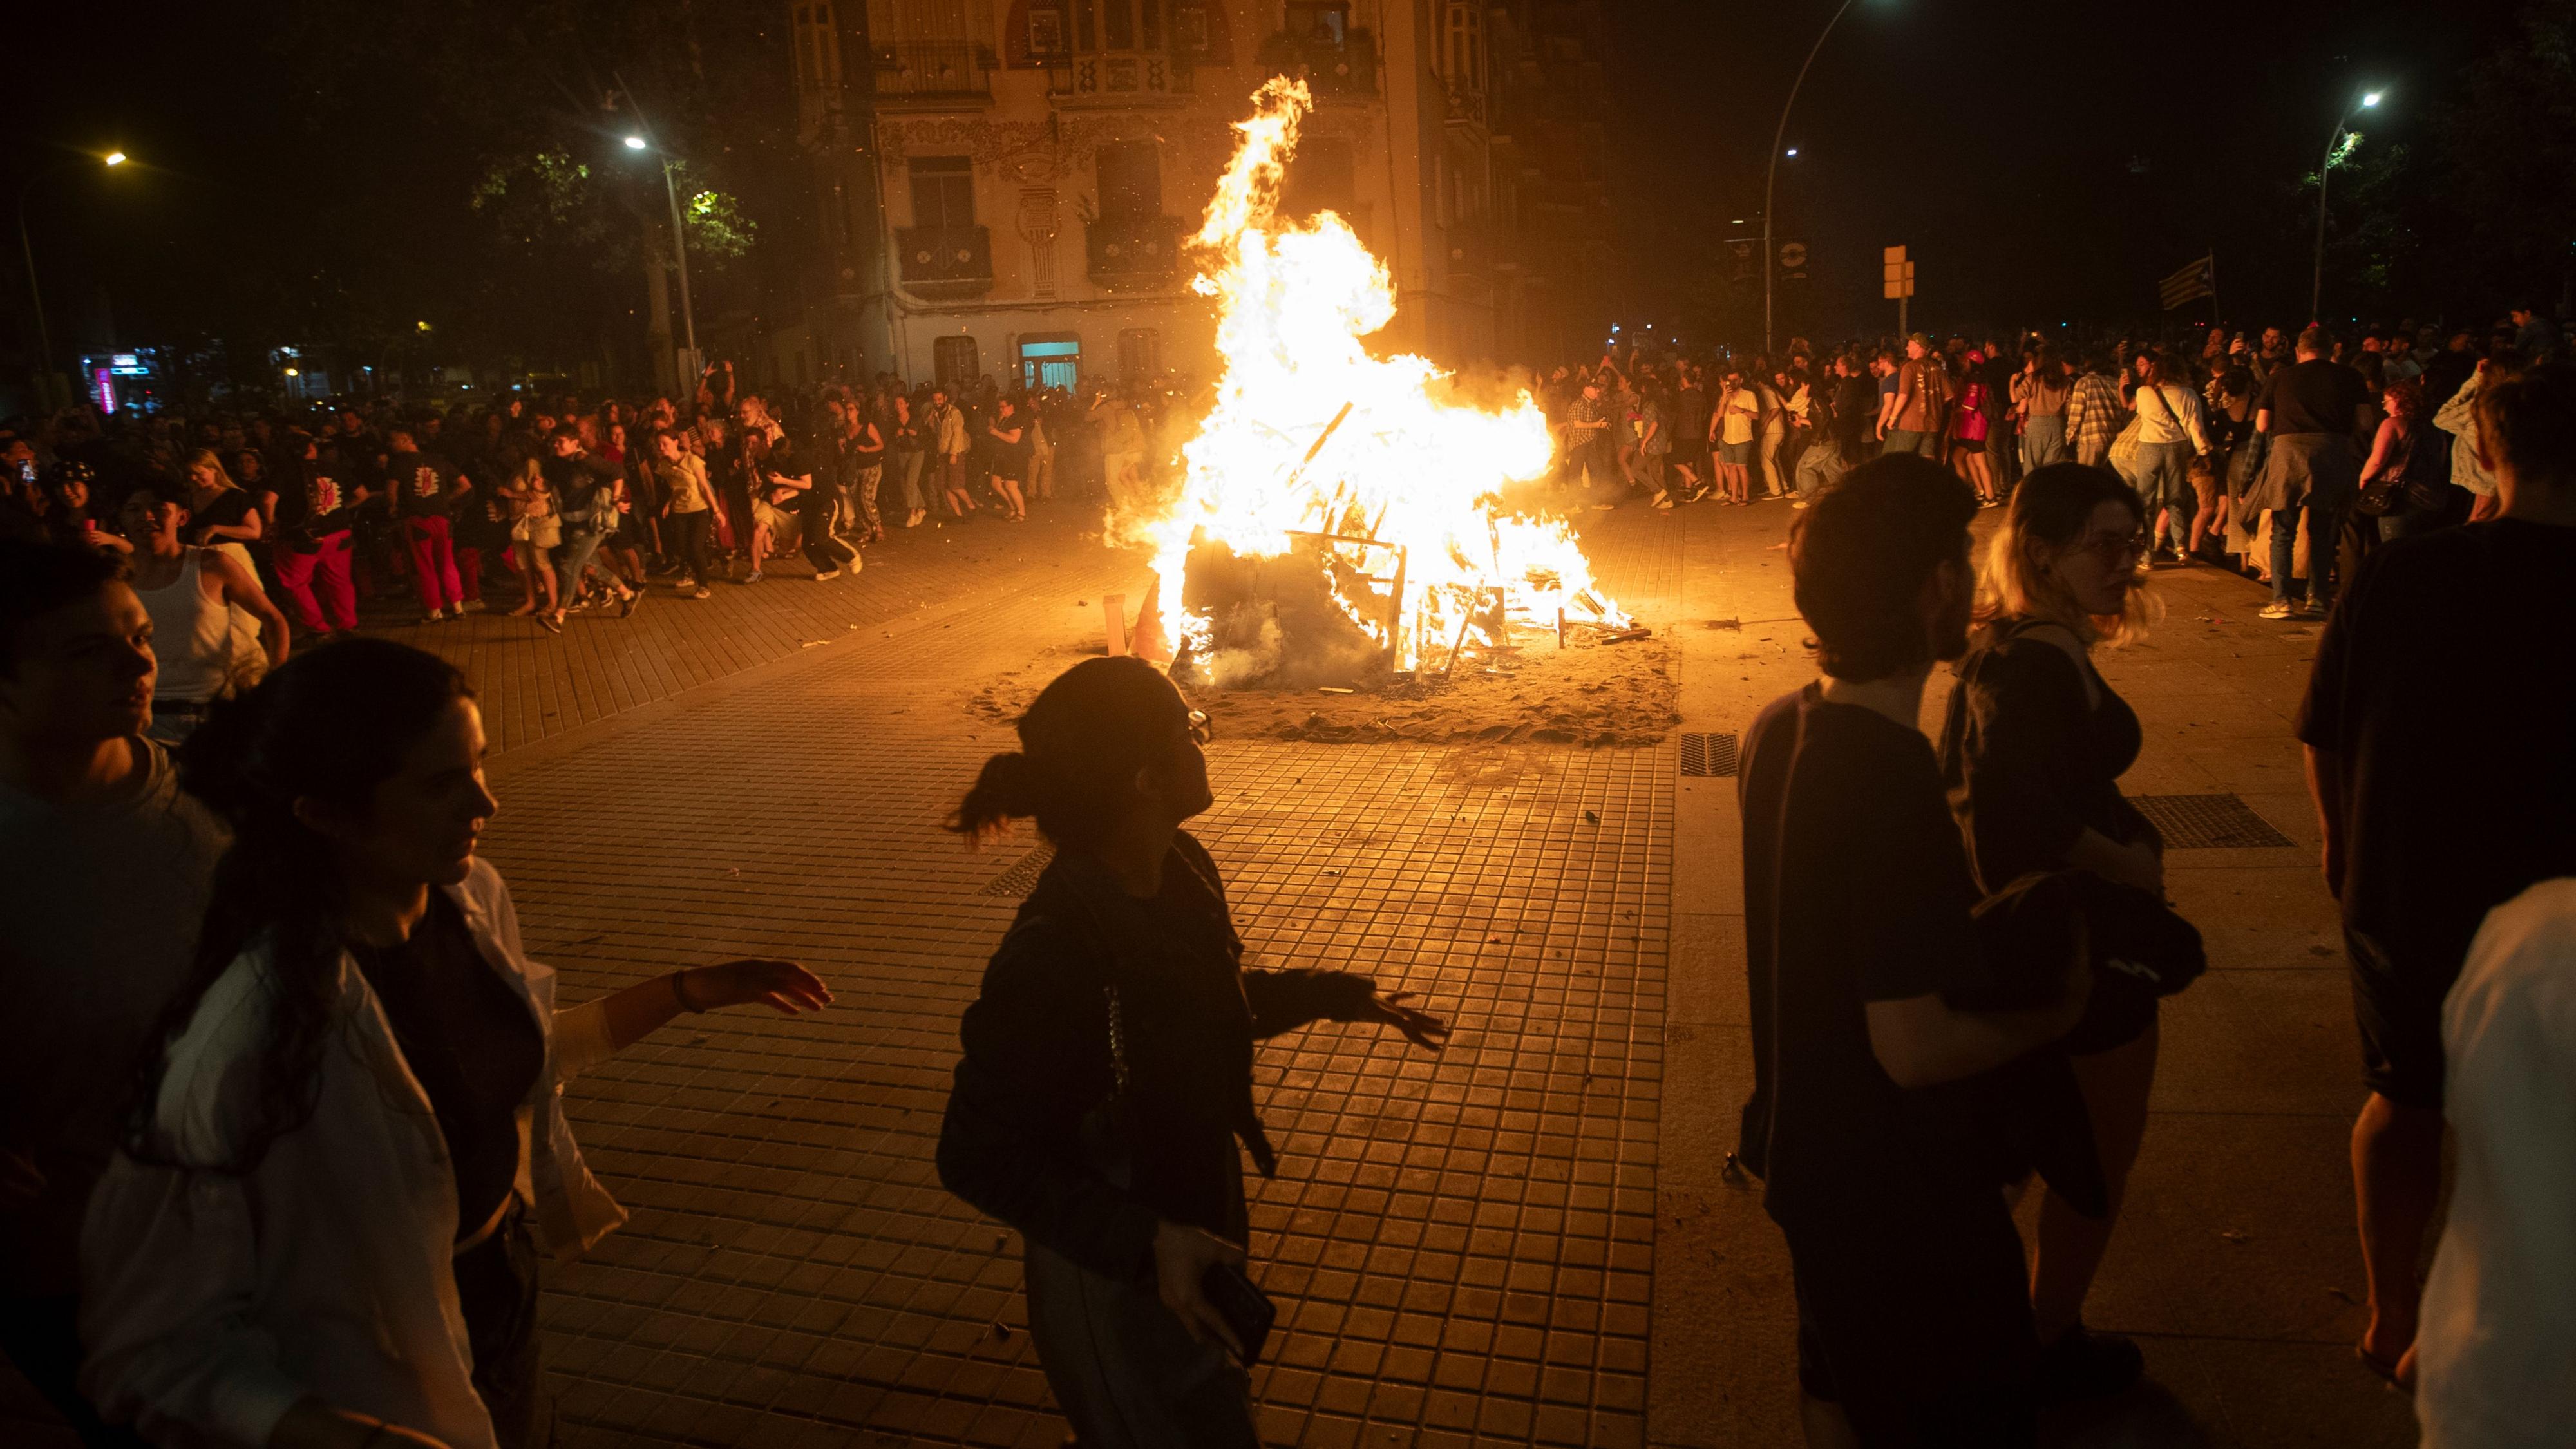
[936,657,1448,1449]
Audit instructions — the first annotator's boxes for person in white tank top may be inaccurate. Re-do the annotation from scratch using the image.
[115,485,290,744]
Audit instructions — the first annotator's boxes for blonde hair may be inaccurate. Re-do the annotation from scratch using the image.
[184,448,239,491]
[1973,462,2159,647]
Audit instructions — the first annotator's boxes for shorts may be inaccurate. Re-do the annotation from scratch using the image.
[2347,927,2452,1108]
[1951,435,1984,455]
[1778,1195,2037,1444]
[1718,439,1753,466]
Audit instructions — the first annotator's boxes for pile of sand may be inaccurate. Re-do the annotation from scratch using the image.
[968,629,1678,748]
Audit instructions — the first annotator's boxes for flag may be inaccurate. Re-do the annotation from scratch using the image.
[2159,254,2215,311]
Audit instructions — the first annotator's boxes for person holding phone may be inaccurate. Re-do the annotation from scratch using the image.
[936,658,1449,1449]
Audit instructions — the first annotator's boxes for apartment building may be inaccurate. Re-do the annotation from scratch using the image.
[781,0,1610,390]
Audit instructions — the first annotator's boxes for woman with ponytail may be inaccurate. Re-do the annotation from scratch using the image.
[79,639,831,1449]
[935,656,1449,1449]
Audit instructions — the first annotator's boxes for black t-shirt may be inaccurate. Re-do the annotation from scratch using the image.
[1738,684,1996,1222]
[385,450,459,521]
[2296,520,2576,979]
[184,486,258,546]
[349,890,544,1240]
[2257,358,2369,437]
[542,451,622,522]
[1672,386,1710,444]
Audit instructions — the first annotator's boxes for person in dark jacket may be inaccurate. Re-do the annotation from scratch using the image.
[936,657,1446,1449]
[1938,462,2169,1403]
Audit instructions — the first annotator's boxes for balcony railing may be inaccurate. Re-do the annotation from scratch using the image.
[1046,50,1195,104]
[1086,214,1189,290]
[873,41,996,106]
[895,225,994,298]
[1443,80,1487,127]
[1258,30,1379,100]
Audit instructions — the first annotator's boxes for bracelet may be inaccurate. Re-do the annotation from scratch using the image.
[671,969,704,1014]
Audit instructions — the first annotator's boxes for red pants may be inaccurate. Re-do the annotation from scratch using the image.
[403,515,481,611]
[273,530,357,632]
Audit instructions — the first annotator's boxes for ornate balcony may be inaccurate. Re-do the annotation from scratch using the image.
[1086,214,1189,290]
[1443,80,1487,128]
[895,225,994,299]
[1046,50,1195,106]
[873,41,995,109]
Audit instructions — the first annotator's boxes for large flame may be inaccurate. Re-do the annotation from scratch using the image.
[1127,77,1627,674]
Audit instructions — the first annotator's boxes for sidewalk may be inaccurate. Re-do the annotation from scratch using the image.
[3,493,2420,1448]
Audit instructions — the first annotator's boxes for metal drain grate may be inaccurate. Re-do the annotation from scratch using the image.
[980,842,1056,898]
[1680,732,1740,779]
[2131,794,2295,850]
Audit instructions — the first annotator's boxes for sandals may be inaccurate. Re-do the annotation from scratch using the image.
[2355,1341,2413,1394]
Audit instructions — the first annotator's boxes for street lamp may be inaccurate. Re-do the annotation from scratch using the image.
[1765,0,1864,355]
[2312,88,2384,323]
[17,149,133,401]
[623,132,699,390]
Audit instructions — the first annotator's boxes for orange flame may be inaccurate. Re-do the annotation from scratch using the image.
[1122,77,1627,674]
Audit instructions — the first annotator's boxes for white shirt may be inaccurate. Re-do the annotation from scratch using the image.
[2128,382,2211,453]
[80,858,625,1449]
[2414,878,2576,1449]
[2433,370,2497,498]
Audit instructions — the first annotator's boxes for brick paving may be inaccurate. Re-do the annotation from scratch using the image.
[5,491,2423,1449]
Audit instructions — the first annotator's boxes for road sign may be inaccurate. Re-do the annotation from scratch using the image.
[1777,240,1808,282]
[1882,245,1915,300]
[1725,237,1759,285]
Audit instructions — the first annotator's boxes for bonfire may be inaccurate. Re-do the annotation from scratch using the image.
[1119,77,1629,687]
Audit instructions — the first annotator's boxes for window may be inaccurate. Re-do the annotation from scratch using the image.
[1284,137,1355,220]
[1117,327,1162,384]
[1287,0,1348,44]
[1096,140,1162,220]
[934,334,982,388]
[1018,334,1083,390]
[910,156,975,229]
[1443,1,1481,88]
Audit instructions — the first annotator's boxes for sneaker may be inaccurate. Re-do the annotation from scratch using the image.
[419,610,447,625]
[619,590,643,618]
[744,570,764,584]
[1653,495,1674,511]
[905,510,927,528]
[689,586,711,600]
[1790,499,1810,510]
[536,614,563,635]
[2299,598,2331,619]
[459,599,487,613]
[672,576,696,591]
[2258,601,2300,620]
[813,567,842,582]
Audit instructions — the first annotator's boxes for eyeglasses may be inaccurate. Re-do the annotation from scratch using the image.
[1184,709,1213,745]
[2072,531,2150,565]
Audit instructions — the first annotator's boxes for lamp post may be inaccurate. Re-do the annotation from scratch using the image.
[16,149,129,402]
[2311,88,2382,323]
[1764,0,1857,355]
[624,133,700,388]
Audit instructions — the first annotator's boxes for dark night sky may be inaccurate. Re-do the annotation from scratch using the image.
[1602,0,2512,344]
[3,0,2529,359]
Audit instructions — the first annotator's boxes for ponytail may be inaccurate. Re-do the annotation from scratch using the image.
[946,656,1188,851]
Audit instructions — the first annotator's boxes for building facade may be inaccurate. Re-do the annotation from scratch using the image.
[782,0,1611,391]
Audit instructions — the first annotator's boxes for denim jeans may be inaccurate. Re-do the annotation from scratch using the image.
[2135,442,2195,550]
[1795,441,1848,500]
[553,525,616,601]
[2020,414,2067,473]
[2269,497,2345,604]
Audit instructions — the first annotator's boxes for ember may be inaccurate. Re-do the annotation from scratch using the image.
[1119,77,1630,686]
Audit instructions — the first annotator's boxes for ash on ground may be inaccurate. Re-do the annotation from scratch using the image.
[969,630,1680,748]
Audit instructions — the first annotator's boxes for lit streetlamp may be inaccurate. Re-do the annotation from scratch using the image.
[623,132,700,389]
[2312,88,2383,323]
[1764,0,1865,355]
[17,149,133,400]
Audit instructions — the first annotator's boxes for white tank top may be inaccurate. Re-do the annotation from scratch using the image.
[135,548,232,704]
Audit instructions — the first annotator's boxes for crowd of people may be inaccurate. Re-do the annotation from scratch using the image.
[1,300,2570,1449]
[1537,305,2564,625]
[0,361,1200,694]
